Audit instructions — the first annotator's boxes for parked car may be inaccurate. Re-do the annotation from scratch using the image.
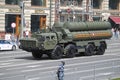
[0,39,18,51]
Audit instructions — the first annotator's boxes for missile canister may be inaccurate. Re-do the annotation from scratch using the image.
[72,30,112,41]
[63,21,111,31]
[53,21,112,41]
[63,21,112,41]
[53,22,64,28]
[52,22,64,32]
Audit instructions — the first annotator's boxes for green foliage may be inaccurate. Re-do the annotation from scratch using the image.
[112,78,120,80]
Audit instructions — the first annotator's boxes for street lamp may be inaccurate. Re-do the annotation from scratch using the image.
[59,9,62,22]
[50,0,52,28]
[70,4,75,22]
[19,1,24,38]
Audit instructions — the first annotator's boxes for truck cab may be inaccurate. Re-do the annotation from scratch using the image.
[20,32,58,51]
[39,33,58,50]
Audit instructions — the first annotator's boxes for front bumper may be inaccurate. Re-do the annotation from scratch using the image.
[19,38,38,51]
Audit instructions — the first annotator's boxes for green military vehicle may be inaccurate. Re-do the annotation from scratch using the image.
[19,21,112,59]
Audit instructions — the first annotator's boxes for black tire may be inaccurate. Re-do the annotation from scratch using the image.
[12,45,16,51]
[46,51,52,58]
[65,44,77,58]
[96,43,106,55]
[50,45,63,59]
[32,51,43,59]
[85,44,94,56]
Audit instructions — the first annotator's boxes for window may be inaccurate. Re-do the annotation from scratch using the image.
[77,16,82,22]
[51,36,55,39]
[5,14,19,33]
[77,0,83,7]
[60,0,83,6]
[5,0,19,5]
[46,36,50,40]
[60,16,65,22]
[4,41,10,44]
[93,16,101,21]
[66,0,73,6]
[69,17,73,22]
[0,40,4,44]
[60,0,64,6]
[38,36,45,41]
[31,15,40,33]
[93,0,101,9]
[109,0,119,10]
[31,0,46,6]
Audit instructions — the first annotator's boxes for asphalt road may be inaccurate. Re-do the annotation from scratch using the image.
[0,39,120,80]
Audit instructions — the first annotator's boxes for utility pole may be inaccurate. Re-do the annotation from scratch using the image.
[86,0,89,21]
[82,0,84,21]
[90,0,94,21]
[50,0,52,28]
[19,1,24,38]
[55,0,60,22]
[70,0,75,22]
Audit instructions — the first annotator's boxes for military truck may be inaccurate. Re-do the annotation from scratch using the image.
[19,21,112,59]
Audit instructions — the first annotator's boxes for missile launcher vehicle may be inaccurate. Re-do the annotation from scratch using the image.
[19,21,112,59]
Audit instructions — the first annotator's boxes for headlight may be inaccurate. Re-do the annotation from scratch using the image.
[41,43,44,47]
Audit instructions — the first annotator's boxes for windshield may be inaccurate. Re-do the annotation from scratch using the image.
[37,35,45,41]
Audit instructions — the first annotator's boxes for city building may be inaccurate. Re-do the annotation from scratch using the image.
[55,0,120,22]
[0,0,55,38]
[0,0,120,38]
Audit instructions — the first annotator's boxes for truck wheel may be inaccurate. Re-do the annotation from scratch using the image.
[50,45,63,59]
[65,44,76,58]
[32,51,43,59]
[85,44,94,56]
[96,43,106,55]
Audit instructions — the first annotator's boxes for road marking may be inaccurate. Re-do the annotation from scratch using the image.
[28,77,40,80]
[21,58,120,73]
[27,65,42,68]
[0,54,30,59]
[21,66,58,72]
[98,72,112,76]
[109,43,120,45]
[1,62,13,65]
[0,59,21,63]
[0,53,119,68]
[0,73,4,76]
[0,50,27,54]
[0,47,120,71]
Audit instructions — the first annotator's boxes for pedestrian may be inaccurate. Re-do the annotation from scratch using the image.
[114,28,119,39]
[25,30,29,37]
[10,34,15,42]
[56,61,65,80]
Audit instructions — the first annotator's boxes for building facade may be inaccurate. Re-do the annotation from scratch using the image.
[0,0,55,38]
[55,0,120,22]
[0,0,120,38]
